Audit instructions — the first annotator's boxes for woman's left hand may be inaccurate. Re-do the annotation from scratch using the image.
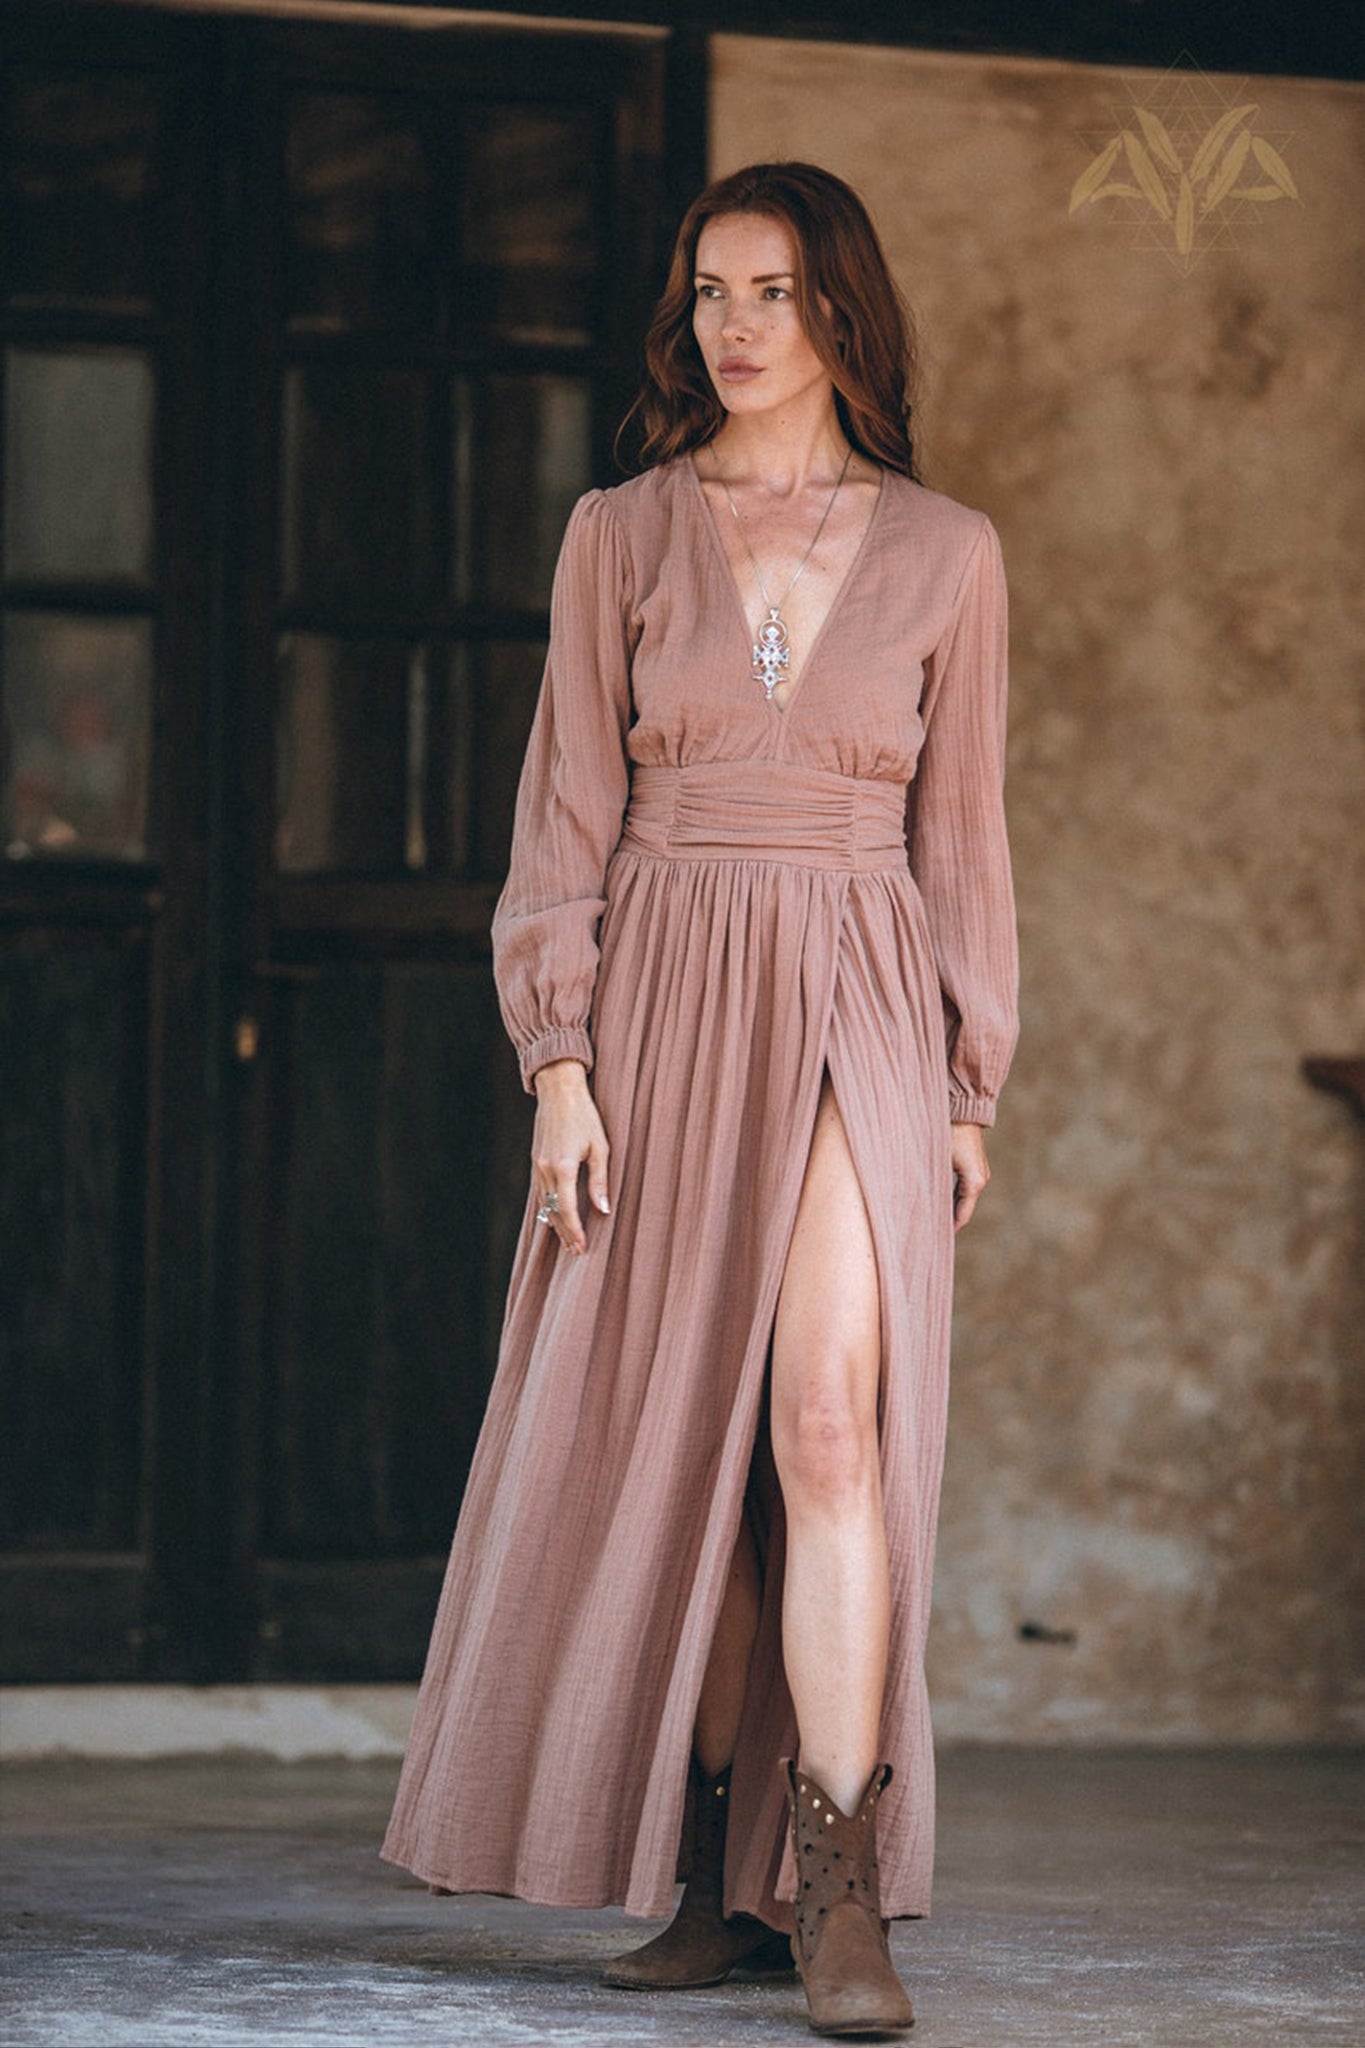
[950,1122,990,1232]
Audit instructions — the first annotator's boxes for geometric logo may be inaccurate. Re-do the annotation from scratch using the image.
[1069,51,1301,272]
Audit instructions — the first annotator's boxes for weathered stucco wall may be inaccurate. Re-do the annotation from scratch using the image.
[712,38,1365,1741]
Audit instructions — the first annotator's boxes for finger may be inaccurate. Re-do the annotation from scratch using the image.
[553,1160,586,1254]
[536,1187,577,1255]
[532,1155,573,1252]
[953,1175,987,1232]
[586,1132,611,1217]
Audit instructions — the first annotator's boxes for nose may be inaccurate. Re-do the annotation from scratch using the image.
[721,297,755,343]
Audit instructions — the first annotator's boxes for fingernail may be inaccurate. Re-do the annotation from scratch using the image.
[597,1193,610,1213]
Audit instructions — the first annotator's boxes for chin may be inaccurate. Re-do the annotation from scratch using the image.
[712,383,779,415]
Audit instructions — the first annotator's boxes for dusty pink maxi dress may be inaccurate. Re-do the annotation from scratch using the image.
[380,453,1019,1931]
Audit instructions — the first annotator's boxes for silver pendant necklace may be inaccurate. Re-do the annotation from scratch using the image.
[710,443,854,700]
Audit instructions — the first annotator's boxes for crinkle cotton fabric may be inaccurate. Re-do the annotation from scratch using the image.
[380,456,1019,1930]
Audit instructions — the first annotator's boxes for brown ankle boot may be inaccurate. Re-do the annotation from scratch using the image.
[601,1758,793,1989]
[782,1758,915,2037]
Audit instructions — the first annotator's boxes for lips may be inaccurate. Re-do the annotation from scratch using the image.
[717,358,762,380]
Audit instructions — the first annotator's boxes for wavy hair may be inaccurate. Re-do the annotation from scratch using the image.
[616,161,922,481]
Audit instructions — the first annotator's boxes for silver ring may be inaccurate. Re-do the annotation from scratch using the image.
[535,1189,560,1225]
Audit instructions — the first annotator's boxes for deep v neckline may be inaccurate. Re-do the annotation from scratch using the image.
[685,451,886,717]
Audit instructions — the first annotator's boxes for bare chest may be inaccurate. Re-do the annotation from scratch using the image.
[697,476,882,712]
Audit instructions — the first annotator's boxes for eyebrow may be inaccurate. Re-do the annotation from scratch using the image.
[694,270,796,284]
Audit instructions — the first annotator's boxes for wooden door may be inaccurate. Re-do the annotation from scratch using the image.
[0,1,676,1682]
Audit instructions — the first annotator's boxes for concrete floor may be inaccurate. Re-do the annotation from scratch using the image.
[2,1750,1361,2047]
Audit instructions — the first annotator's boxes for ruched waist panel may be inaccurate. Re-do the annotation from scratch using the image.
[618,761,910,872]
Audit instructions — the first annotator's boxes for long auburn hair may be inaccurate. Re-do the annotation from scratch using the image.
[616,161,923,482]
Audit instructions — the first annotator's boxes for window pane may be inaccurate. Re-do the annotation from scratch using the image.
[4,348,155,584]
[274,634,416,874]
[2,612,152,861]
[2,72,158,314]
[458,107,598,347]
[279,366,427,608]
[455,374,591,610]
[284,90,434,336]
[474,639,547,877]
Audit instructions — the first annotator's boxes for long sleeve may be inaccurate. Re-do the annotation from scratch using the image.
[905,513,1020,1126]
[490,489,634,1095]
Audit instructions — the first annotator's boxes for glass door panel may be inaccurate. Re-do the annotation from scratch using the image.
[455,373,592,610]
[284,89,436,338]
[2,71,159,315]
[273,633,418,874]
[2,612,152,860]
[3,346,156,584]
[458,105,600,346]
[279,364,428,609]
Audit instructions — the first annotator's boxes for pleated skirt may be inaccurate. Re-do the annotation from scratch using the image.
[381,757,956,1927]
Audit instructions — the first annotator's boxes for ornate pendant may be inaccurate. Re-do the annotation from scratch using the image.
[751,608,792,699]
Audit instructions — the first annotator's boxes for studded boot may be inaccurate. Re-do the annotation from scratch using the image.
[601,1757,793,1988]
[782,1757,915,2037]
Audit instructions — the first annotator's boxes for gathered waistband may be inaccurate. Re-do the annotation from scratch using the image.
[617,760,910,872]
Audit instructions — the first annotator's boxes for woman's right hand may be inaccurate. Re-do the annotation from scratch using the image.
[530,1059,611,1255]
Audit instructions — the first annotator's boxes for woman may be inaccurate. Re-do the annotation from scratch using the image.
[382,160,1018,2039]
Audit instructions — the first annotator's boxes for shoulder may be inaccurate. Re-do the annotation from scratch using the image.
[596,460,688,526]
[878,468,995,548]
[874,469,1003,595]
[562,461,692,590]
[556,483,636,583]
[564,463,682,543]
[555,468,692,615]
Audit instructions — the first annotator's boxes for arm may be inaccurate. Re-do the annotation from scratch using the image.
[906,513,1020,1133]
[490,489,634,1097]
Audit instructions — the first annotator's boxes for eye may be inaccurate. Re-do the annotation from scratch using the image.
[762,285,790,300]
[694,283,723,299]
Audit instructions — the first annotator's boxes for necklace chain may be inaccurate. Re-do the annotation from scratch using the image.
[709,443,854,700]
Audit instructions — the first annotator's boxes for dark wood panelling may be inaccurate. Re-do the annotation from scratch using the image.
[0,938,148,1553]
[262,964,497,1560]
[0,1558,147,1682]
[255,1558,448,1682]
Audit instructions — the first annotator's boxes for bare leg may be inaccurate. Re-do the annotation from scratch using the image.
[770,1064,889,1817]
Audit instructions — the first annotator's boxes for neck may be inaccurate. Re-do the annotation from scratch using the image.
[707,393,851,493]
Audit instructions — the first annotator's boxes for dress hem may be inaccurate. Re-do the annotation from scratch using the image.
[378,1842,932,1925]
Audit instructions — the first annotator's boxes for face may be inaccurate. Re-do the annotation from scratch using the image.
[691,211,831,419]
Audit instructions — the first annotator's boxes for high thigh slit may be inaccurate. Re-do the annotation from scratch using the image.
[777,1057,887,1432]
[379,458,1019,1927]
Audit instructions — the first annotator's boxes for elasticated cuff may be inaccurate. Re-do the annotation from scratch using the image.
[948,1091,997,1127]
[519,1025,595,1095]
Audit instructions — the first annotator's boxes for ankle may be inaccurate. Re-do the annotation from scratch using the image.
[795,1752,878,1818]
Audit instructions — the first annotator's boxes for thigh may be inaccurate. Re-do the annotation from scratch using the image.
[770,1064,881,1441]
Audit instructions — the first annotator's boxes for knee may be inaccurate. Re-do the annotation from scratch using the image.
[773,1385,879,1514]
